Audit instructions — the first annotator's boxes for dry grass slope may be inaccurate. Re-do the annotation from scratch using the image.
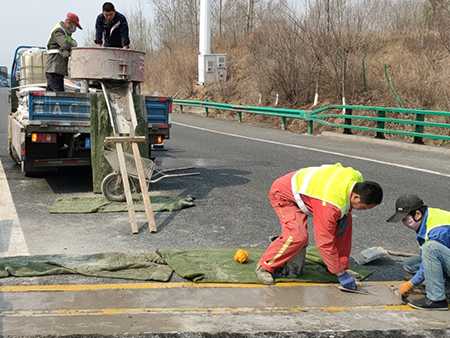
[142,24,450,147]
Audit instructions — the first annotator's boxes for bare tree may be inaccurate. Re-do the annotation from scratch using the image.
[424,0,450,52]
[425,0,449,30]
[210,0,258,39]
[149,0,199,49]
[291,0,375,102]
[247,0,255,33]
[126,0,154,53]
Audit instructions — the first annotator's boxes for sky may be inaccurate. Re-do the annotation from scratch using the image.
[0,0,302,70]
[0,0,154,68]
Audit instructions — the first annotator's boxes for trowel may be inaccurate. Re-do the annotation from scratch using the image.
[353,246,416,265]
[387,284,408,304]
[337,284,377,295]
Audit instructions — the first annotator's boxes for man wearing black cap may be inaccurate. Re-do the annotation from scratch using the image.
[387,194,450,311]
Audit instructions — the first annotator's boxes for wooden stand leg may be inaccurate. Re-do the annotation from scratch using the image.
[131,142,157,233]
[116,143,139,234]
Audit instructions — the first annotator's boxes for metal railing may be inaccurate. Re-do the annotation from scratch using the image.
[174,99,450,144]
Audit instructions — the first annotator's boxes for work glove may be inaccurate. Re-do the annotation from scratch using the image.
[345,269,362,280]
[337,271,357,290]
[399,281,415,297]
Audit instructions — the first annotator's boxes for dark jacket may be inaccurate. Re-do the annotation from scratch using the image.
[95,11,130,48]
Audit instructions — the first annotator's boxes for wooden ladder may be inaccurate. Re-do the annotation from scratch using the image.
[101,81,157,234]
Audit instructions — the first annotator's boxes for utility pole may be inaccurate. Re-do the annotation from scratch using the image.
[198,0,227,85]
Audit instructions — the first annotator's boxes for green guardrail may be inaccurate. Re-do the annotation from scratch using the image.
[174,99,450,144]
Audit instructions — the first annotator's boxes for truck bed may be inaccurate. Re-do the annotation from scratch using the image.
[25,91,171,126]
[9,90,172,175]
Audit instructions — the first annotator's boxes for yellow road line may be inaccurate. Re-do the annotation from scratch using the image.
[0,305,415,317]
[0,281,402,293]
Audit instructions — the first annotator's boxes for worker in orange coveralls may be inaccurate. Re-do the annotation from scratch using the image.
[255,163,383,289]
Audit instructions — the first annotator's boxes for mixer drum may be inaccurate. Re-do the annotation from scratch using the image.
[69,47,145,82]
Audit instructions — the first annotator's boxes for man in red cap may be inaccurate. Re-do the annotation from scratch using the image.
[45,12,82,91]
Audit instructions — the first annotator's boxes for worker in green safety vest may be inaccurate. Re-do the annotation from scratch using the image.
[45,12,82,92]
[387,194,450,311]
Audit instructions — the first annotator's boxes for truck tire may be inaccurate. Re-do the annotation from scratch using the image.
[101,173,135,202]
[22,160,38,177]
[8,144,20,165]
[7,115,20,165]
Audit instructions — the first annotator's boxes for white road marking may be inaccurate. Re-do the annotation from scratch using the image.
[174,122,450,178]
[0,160,29,257]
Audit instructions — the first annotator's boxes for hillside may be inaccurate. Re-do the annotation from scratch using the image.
[140,2,450,147]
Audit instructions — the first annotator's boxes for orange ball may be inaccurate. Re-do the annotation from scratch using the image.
[233,249,249,263]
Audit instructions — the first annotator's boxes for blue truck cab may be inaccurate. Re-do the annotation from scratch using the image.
[7,46,171,176]
[0,66,8,87]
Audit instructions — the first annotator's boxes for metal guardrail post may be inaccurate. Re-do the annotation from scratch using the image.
[308,121,313,134]
[306,111,313,134]
[179,105,183,114]
[204,100,209,117]
[413,112,424,144]
[282,117,287,130]
[238,104,242,122]
[376,111,386,139]
[344,108,352,134]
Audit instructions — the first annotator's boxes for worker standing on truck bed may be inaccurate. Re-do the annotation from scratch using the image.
[45,12,83,92]
[255,163,383,289]
[45,12,82,92]
[95,2,130,49]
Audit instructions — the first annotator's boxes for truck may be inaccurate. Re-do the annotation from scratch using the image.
[7,46,172,176]
[0,66,8,87]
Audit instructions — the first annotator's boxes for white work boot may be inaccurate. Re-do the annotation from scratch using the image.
[255,263,274,285]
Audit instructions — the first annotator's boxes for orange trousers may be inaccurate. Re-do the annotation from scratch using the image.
[259,175,309,273]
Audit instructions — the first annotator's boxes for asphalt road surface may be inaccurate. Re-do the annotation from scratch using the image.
[1,88,450,337]
[1,87,450,285]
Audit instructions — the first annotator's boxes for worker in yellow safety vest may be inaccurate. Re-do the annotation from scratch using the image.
[387,194,450,311]
[45,12,82,92]
[255,163,383,290]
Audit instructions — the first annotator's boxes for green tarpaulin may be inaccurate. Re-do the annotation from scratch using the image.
[0,252,173,281]
[157,247,372,284]
[0,247,371,283]
[50,195,195,213]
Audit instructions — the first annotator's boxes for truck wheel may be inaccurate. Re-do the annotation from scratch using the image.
[101,173,135,202]
[8,145,20,165]
[7,126,20,164]
[21,160,39,177]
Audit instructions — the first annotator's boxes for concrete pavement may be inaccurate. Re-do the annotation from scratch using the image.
[0,281,449,337]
